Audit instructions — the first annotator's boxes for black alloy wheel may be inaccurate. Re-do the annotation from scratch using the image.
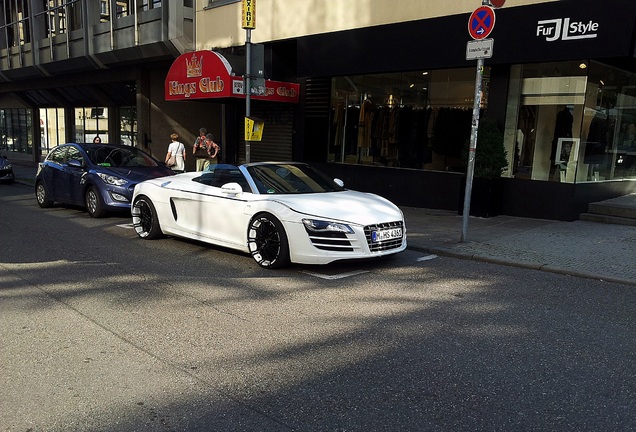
[132,196,163,239]
[247,213,290,269]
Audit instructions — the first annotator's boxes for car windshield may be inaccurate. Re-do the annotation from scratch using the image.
[193,164,251,190]
[247,163,345,194]
[86,145,158,168]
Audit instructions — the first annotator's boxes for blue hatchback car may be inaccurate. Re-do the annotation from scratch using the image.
[35,143,174,217]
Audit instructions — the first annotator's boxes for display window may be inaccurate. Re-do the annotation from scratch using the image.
[75,107,109,144]
[328,67,490,172]
[506,60,636,183]
[40,108,65,157]
[0,109,33,155]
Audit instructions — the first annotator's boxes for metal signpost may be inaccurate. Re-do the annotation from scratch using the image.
[461,0,500,242]
[242,0,256,163]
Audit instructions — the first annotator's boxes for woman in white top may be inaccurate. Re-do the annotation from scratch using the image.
[165,133,186,172]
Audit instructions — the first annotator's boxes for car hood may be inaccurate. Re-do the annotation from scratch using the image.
[270,190,403,225]
[98,166,174,182]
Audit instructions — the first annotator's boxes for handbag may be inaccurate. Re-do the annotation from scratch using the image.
[167,154,176,167]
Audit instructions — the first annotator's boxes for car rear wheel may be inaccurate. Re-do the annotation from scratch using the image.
[247,213,290,269]
[35,181,54,208]
[85,186,106,218]
[132,196,163,239]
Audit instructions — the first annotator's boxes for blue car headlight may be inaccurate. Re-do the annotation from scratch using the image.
[97,172,128,186]
[302,219,354,234]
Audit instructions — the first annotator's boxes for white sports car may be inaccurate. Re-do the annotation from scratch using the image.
[131,162,406,269]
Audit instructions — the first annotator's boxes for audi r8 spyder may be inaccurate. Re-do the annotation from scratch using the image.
[131,162,407,269]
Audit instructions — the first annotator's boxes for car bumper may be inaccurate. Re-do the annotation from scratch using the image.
[285,220,407,265]
[0,170,14,182]
[99,184,137,210]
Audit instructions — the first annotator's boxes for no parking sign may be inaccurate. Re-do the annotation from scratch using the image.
[468,6,496,40]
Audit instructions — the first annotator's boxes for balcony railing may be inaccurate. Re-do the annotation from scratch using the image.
[0,0,193,81]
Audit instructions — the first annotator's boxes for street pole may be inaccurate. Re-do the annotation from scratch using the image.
[461,0,492,242]
[242,0,255,163]
[461,56,484,242]
[245,29,252,163]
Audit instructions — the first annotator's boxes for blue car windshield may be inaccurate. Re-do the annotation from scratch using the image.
[86,146,158,168]
[247,163,345,194]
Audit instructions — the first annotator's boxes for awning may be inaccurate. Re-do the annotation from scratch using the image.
[165,50,299,103]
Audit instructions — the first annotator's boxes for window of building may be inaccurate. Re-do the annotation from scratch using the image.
[583,61,636,182]
[328,67,488,171]
[119,107,137,146]
[506,60,636,183]
[139,0,162,11]
[0,109,33,155]
[75,107,108,144]
[100,1,132,20]
[39,108,66,157]
[2,0,31,47]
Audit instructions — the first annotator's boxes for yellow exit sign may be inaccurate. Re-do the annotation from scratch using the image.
[242,0,256,29]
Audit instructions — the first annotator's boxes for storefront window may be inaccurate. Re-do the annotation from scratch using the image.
[0,109,33,155]
[506,60,636,183]
[329,67,488,171]
[75,107,108,143]
[119,107,137,146]
[583,61,636,182]
[39,107,66,156]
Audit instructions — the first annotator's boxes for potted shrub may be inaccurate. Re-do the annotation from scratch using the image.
[459,118,508,217]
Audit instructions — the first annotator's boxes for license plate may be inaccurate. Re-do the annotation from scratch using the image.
[372,227,403,243]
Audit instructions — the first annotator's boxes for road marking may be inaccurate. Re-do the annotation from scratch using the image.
[301,270,369,280]
[417,254,438,262]
[117,223,134,229]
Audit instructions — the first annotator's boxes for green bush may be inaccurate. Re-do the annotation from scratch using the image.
[463,118,508,179]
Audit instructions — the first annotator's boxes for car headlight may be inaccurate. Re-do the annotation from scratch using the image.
[97,172,128,186]
[302,219,354,234]
[4,164,11,169]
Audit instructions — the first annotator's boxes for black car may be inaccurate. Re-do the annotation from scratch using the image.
[0,155,15,184]
[35,143,174,217]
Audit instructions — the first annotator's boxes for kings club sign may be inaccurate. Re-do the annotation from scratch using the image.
[165,50,299,103]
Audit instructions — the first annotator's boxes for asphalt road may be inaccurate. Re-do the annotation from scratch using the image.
[1,182,635,431]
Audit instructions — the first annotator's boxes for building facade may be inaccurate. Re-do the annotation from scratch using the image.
[197,0,636,220]
[0,0,213,172]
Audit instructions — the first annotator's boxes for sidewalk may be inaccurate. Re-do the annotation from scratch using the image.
[10,162,636,286]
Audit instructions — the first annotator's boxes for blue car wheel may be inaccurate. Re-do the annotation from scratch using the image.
[85,186,106,218]
[36,181,54,208]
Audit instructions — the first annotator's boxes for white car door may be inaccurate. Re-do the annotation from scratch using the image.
[171,172,251,250]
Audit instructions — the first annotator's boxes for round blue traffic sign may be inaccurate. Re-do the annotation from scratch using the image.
[468,6,496,40]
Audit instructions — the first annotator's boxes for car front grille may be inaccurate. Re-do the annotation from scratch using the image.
[364,221,404,252]
[304,229,358,252]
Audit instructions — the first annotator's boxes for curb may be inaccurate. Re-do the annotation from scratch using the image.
[407,244,636,288]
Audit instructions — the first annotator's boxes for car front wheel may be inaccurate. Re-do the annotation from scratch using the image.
[132,196,163,239]
[35,181,54,208]
[85,186,106,218]
[247,213,290,269]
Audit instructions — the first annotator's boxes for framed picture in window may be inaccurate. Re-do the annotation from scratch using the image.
[555,138,580,164]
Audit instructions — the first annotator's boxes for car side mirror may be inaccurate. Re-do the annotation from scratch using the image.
[67,159,84,168]
[221,182,242,196]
